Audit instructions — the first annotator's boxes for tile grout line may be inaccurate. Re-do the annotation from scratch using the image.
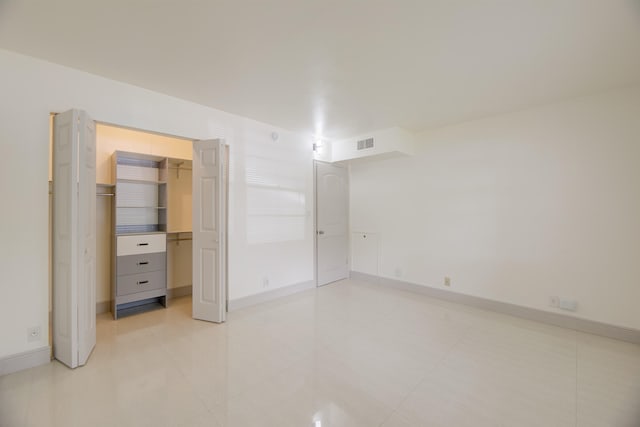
[377,323,474,426]
[19,367,35,427]
[149,321,225,427]
[202,324,338,425]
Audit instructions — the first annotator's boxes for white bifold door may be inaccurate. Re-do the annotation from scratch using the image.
[192,140,228,323]
[53,109,96,368]
[315,161,349,286]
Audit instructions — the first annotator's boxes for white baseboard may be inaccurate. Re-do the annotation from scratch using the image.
[228,280,315,311]
[0,346,51,376]
[350,271,640,345]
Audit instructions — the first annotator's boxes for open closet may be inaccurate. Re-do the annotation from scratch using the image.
[50,110,228,368]
[97,124,194,319]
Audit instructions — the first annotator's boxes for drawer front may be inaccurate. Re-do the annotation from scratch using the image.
[117,270,166,296]
[117,252,166,276]
[117,234,166,256]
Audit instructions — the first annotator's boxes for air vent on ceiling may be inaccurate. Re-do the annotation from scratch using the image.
[357,137,374,150]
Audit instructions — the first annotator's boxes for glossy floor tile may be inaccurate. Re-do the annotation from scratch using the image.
[1,279,639,427]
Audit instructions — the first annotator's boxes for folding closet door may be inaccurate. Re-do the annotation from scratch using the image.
[53,109,96,368]
[192,140,227,323]
[77,114,96,365]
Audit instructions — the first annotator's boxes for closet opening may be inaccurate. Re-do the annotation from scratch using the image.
[49,114,228,367]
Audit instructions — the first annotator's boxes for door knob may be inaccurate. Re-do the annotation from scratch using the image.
[317,230,325,235]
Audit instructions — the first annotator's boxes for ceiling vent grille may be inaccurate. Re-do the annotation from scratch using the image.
[357,137,374,150]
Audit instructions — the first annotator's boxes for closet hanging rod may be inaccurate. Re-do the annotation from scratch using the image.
[168,166,192,171]
[167,237,192,242]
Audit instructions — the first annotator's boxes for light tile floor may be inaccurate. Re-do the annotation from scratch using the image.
[1,279,640,427]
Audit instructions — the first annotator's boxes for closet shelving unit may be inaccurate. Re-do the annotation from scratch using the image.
[111,151,168,319]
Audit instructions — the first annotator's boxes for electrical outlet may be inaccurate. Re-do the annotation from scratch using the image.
[394,267,402,278]
[549,296,559,308]
[444,276,451,287]
[559,298,577,312]
[27,326,41,342]
[262,277,269,288]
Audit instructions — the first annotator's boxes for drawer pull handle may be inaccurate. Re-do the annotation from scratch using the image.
[137,243,149,246]
[137,280,149,285]
[137,261,149,265]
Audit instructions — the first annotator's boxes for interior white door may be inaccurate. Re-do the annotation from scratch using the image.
[316,161,349,286]
[192,140,227,323]
[53,109,96,368]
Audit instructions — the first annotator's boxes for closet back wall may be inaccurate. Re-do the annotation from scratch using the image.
[0,49,314,363]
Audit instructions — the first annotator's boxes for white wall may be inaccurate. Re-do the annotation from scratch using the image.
[0,49,314,360]
[350,87,640,330]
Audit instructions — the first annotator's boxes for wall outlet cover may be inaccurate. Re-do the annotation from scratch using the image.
[27,326,41,342]
[559,298,577,312]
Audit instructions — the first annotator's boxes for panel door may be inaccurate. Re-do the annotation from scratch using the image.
[53,109,96,369]
[316,161,349,286]
[192,140,227,323]
[53,110,79,368]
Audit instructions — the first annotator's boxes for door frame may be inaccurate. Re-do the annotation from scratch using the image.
[313,159,350,287]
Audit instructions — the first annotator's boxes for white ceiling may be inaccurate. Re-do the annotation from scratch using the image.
[1,1,639,139]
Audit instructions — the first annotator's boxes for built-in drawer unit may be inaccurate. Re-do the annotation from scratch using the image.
[113,232,167,319]
[117,270,166,296]
[117,252,166,276]
[117,233,166,256]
